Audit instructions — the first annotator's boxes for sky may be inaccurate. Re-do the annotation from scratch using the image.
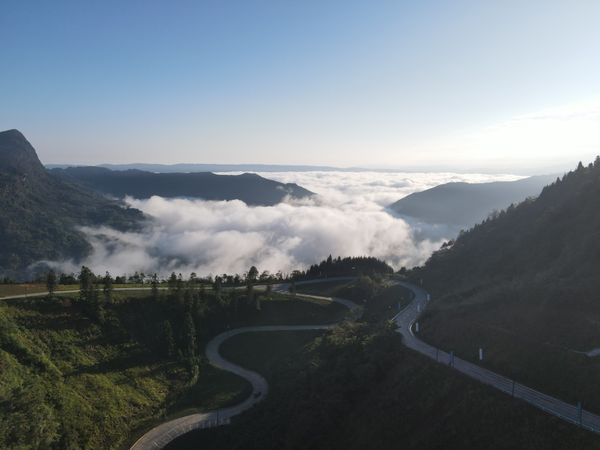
[1,0,599,171]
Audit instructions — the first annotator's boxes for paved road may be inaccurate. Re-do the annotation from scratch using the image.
[130,290,360,450]
[0,277,357,300]
[390,280,600,435]
[0,287,168,300]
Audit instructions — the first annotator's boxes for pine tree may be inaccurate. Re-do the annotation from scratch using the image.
[182,313,197,357]
[247,265,259,282]
[213,277,222,299]
[151,273,159,301]
[167,272,177,292]
[45,269,57,297]
[164,321,176,358]
[102,272,113,303]
[78,266,92,300]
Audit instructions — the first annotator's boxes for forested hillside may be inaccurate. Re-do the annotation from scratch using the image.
[306,255,394,278]
[166,323,597,450]
[414,158,600,410]
[0,130,144,277]
[50,166,315,206]
[0,273,344,449]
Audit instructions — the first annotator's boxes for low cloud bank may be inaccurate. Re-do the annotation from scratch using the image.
[42,171,522,278]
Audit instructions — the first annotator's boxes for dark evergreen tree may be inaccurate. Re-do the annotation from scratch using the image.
[102,271,113,303]
[150,273,159,301]
[245,283,255,308]
[163,320,176,359]
[213,277,222,299]
[167,272,177,292]
[182,313,197,357]
[45,269,57,297]
[247,265,259,282]
[78,266,92,301]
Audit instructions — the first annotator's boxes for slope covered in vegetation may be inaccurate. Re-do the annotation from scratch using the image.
[414,158,600,410]
[0,130,144,277]
[166,323,599,450]
[0,278,345,449]
[305,255,394,278]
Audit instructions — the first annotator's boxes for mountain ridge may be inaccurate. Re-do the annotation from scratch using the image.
[50,166,315,206]
[389,174,558,227]
[44,162,574,176]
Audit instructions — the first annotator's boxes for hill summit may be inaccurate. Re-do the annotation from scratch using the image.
[0,129,48,179]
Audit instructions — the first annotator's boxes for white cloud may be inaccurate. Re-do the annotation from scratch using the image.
[41,171,523,278]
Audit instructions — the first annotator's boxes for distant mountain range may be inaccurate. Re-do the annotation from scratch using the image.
[50,166,315,206]
[0,130,145,275]
[47,163,345,173]
[389,174,558,227]
[45,162,575,176]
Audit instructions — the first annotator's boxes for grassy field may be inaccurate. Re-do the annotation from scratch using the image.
[219,330,326,377]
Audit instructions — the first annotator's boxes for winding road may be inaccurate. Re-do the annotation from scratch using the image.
[130,289,361,450]
[390,280,600,435]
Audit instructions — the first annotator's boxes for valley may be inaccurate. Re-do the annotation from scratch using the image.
[4,3,599,448]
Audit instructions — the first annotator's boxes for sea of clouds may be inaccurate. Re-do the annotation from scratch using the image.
[45,171,523,278]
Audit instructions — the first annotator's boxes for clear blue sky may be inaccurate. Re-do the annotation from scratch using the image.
[1,0,599,169]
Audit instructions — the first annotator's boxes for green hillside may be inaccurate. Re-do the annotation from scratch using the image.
[166,323,599,450]
[415,158,600,410]
[0,130,145,277]
[0,283,345,449]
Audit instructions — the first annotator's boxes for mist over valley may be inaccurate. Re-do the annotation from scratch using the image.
[38,170,526,279]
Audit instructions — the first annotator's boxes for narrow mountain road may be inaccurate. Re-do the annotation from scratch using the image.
[391,280,600,435]
[130,292,360,450]
[0,287,168,300]
[9,277,599,440]
[0,277,357,301]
